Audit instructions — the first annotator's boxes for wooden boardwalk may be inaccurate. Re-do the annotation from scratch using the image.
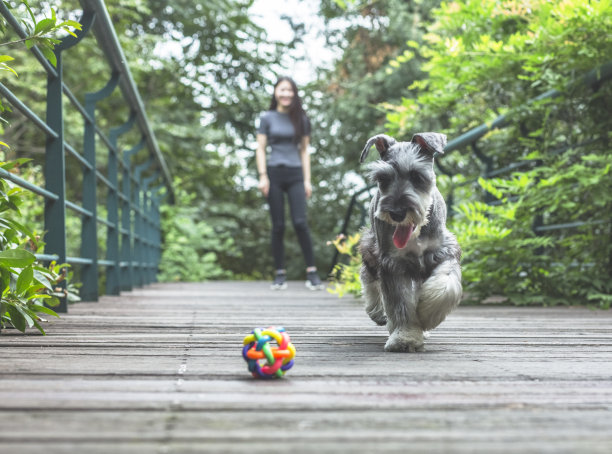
[1,281,612,453]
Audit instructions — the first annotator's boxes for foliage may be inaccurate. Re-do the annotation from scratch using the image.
[0,159,70,334]
[383,0,612,307]
[157,181,234,282]
[327,232,362,298]
[3,0,82,66]
[1,0,82,128]
[1,2,82,334]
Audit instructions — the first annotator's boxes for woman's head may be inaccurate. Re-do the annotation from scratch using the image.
[269,76,300,112]
[268,76,308,142]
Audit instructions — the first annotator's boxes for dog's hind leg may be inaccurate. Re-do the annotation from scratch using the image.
[417,259,462,331]
[360,265,387,326]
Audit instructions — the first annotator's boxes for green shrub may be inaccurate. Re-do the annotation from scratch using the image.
[0,159,67,334]
[328,233,362,298]
[384,0,612,307]
[157,181,234,282]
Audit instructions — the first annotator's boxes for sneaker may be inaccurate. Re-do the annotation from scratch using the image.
[305,271,324,290]
[271,272,287,290]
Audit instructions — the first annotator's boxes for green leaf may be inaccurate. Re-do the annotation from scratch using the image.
[0,158,31,171]
[26,293,51,301]
[34,18,56,36]
[2,219,35,240]
[0,249,36,268]
[0,55,15,63]
[0,267,9,294]
[23,2,36,24]
[32,271,54,292]
[29,304,60,318]
[38,46,57,67]
[16,266,33,295]
[44,296,60,308]
[5,303,26,332]
[32,318,46,335]
[52,262,70,274]
[61,20,83,30]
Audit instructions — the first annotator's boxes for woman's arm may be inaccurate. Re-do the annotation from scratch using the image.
[300,135,312,199]
[256,133,269,197]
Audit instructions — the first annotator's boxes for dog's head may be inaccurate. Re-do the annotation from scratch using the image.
[360,133,447,249]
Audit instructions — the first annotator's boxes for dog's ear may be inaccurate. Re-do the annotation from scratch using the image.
[411,133,447,158]
[360,134,397,163]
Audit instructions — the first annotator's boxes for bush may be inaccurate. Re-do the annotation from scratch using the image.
[384,0,612,307]
[157,181,234,282]
[328,233,362,298]
[0,159,67,334]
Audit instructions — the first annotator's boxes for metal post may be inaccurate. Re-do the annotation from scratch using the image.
[43,10,95,312]
[133,158,154,287]
[81,72,120,301]
[106,112,136,295]
[150,186,165,282]
[121,138,145,291]
[142,172,159,284]
[44,51,68,313]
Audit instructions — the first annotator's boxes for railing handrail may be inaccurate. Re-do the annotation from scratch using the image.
[0,0,172,310]
[445,61,612,155]
[80,0,173,201]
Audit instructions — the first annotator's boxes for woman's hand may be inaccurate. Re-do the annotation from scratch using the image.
[259,174,270,197]
[304,181,312,199]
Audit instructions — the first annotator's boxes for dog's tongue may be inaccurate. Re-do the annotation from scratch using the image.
[393,224,414,249]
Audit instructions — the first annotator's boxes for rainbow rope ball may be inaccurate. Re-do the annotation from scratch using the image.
[242,327,296,379]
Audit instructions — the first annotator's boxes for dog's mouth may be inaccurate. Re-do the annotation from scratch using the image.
[392,223,415,249]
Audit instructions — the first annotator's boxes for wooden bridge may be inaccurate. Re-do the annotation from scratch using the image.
[1,281,611,453]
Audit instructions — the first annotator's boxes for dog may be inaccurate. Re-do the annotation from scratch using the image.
[358,132,462,352]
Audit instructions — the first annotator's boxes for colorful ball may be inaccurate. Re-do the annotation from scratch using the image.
[242,326,296,379]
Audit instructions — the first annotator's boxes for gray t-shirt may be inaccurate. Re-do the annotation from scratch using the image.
[257,110,311,168]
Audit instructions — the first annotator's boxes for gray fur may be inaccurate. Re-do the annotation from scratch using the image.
[359,132,462,352]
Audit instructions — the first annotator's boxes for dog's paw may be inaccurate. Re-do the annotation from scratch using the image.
[367,310,387,326]
[384,327,425,353]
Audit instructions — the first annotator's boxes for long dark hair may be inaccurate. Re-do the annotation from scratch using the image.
[268,76,309,143]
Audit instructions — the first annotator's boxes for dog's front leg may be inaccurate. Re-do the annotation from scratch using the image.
[417,259,462,331]
[360,265,387,326]
[380,276,424,352]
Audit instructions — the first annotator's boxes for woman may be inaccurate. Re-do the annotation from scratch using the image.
[256,76,323,290]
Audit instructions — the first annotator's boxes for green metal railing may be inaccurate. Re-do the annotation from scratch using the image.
[331,61,612,273]
[0,0,173,312]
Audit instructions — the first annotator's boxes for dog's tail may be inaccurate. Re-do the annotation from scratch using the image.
[417,260,462,331]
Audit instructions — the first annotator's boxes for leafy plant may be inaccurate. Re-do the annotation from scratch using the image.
[383,0,612,307]
[328,233,362,298]
[1,0,82,67]
[0,159,74,334]
[157,180,234,282]
[1,0,83,140]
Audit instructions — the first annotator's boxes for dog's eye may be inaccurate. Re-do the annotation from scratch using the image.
[377,175,391,190]
[408,170,428,189]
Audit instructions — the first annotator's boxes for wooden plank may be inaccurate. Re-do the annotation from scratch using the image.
[1,281,612,452]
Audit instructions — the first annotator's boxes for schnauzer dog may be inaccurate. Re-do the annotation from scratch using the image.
[359,132,462,352]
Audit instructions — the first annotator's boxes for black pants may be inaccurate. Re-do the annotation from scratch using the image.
[267,166,315,270]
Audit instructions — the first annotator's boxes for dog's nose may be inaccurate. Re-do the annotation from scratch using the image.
[389,210,406,223]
